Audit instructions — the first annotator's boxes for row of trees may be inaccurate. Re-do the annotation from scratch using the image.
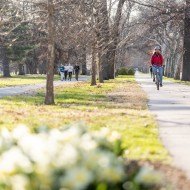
[117,0,190,81]
[0,0,190,104]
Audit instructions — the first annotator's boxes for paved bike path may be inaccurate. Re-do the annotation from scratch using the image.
[135,72,190,178]
[0,76,89,98]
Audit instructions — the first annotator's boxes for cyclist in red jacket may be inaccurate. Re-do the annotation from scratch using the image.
[151,46,164,86]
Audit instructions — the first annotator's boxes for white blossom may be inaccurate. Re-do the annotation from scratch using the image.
[0,147,32,174]
[61,167,94,190]
[0,124,125,190]
[10,175,29,190]
[135,166,164,186]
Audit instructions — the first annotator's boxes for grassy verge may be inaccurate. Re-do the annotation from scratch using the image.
[0,76,169,162]
[0,74,59,88]
[164,76,190,86]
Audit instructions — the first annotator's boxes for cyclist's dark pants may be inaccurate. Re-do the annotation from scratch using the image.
[152,66,163,84]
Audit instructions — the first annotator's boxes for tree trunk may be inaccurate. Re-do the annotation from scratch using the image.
[174,54,182,80]
[108,45,116,79]
[108,0,125,79]
[170,54,175,78]
[18,63,25,75]
[165,58,169,77]
[91,44,96,86]
[182,0,190,81]
[81,47,87,75]
[98,52,104,83]
[39,61,47,74]
[31,51,38,74]
[174,63,181,80]
[95,0,110,80]
[0,45,11,77]
[166,57,172,78]
[45,0,55,105]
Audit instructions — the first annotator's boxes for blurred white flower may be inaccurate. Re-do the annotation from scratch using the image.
[1,128,11,139]
[0,147,32,174]
[83,149,103,169]
[98,166,124,182]
[12,125,30,140]
[0,124,126,190]
[17,134,54,174]
[59,127,82,143]
[135,166,164,186]
[97,128,110,137]
[54,143,78,168]
[80,134,97,151]
[97,152,111,168]
[10,174,29,190]
[61,167,93,190]
[108,131,121,142]
[95,152,124,182]
[0,128,12,149]
[49,128,63,142]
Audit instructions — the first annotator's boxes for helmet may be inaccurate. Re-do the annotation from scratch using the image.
[154,46,161,51]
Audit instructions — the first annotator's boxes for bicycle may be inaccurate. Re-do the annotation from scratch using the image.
[154,66,162,90]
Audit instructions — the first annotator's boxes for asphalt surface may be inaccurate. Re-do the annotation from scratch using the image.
[0,76,89,98]
[136,72,190,178]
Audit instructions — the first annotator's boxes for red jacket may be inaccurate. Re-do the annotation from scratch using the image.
[151,53,163,66]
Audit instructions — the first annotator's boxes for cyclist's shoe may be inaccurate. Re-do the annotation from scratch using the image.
[160,84,163,87]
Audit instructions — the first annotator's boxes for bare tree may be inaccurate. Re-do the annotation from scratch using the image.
[108,0,125,79]
[182,0,190,81]
[45,0,55,105]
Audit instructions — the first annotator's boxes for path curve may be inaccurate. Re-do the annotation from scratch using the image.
[0,76,89,98]
[135,72,190,178]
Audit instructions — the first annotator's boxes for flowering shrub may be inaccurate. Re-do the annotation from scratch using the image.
[0,124,169,190]
[0,124,125,190]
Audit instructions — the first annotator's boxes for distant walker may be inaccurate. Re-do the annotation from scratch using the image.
[74,64,80,81]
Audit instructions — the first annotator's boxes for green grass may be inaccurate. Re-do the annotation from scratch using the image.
[164,77,190,86]
[0,74,59,88]
[0,76,169,162]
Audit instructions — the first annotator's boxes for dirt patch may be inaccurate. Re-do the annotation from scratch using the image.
[107,82,147,110]
[153,162,190,190]
[138,161,190,190]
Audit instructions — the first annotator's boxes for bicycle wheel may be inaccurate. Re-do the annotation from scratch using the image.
[157,80,159,90]
[156,72,159,90]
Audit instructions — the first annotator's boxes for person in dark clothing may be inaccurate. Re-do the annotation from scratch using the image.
[64,65,69,81]
[74,64,80,81]
[150,65,153,78]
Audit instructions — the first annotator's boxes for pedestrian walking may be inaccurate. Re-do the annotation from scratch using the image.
[64,64,69,81]
[68,64,73,81]
[74,64,80,81]
[58,64,65,81]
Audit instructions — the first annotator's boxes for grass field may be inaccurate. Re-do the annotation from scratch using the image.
[0,75,169,162]
[0,74,59,88]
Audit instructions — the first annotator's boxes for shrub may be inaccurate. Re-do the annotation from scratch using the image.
[0,124,170,190]
[117,67,128,75]
[127,68,135,75]
[117,67,135,76]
